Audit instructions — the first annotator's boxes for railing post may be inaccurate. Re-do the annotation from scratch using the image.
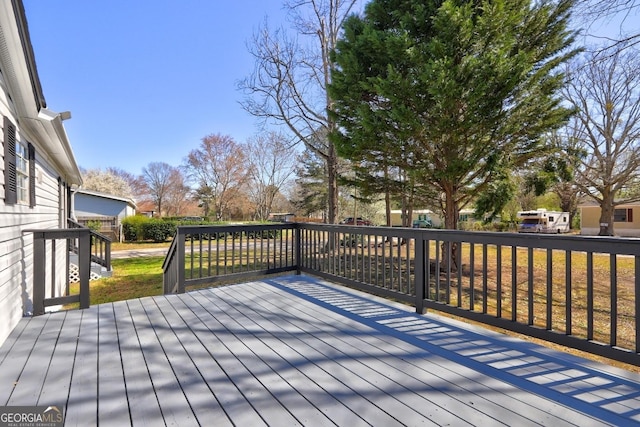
[32,231,46,316]
[635,256,640,354]
[177,230,186,293]
[105,239,111,271]
[295,224,301,275]
[78,230,91,309]
[415,233,427,314]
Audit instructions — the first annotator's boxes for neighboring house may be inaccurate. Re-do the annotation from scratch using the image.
[579,201,640,237]
[135,199,156,217]
[73,189,136,241]
[0,0,82,346]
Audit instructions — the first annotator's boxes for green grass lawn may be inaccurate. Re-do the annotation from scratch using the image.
[71,256,165,305]
[111,241,171,252]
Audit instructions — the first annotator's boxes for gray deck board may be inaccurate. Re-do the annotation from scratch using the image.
[151,296,232,426]
[0,315,46,404]
[254,281,581,426]
[38,311,80,407]
[65,306,98,427]
[127,297,197,427]
[177,292,302,426]
[162,295,268,426]
[220,281,558,426]
[198,290,363,427]
[206,286,434,426]
[8,314,64,406]
[112,300,164,426]
[1,275,640,426]
[97,303,131,426]
[226,283,493,425]
[199,289,374,427]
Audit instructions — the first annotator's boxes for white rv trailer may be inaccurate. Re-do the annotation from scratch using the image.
[517,209,570,233]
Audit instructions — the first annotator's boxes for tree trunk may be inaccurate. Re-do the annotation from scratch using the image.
[599,196,615,236]
[443,186,458,230]
[384,167,391,226]
[441,184,459,271]
[327,142,339,224]
[385,190,391,227]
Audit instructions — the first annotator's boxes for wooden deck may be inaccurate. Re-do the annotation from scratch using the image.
[1,275,640,426]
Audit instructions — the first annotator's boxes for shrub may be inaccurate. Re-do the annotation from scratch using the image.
[122,215,149,241]
[142,218,176,242]
[85,220,102,233]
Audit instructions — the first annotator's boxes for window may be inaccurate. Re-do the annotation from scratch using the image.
[16,141,28,204]
[3,116,35,207]
[614,208,633,222]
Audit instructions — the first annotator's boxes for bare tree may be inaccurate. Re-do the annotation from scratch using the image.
[141,162,179,217]
[239,0,360,224]
[563,47,640,235]
[246,132,297,220]
[166,169,193,217]
[184,134,249,221]
[576,1,640,54]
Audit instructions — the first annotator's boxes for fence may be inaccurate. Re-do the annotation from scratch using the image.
[163,223,640,367]
[75,216,120,241]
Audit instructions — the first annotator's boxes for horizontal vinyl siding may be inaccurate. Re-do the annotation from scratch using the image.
[75,194,130,218]
[0,283,23,348]
[0,111,67,346]
[0,242,26,345]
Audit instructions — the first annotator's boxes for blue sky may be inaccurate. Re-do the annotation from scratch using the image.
[23,2,636,177]
[23,1,289,175]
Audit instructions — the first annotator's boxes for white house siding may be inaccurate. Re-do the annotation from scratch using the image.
[0,0,82,347]
[0,114,71,345]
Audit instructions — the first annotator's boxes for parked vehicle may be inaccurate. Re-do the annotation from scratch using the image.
[517,209,570,233]
[340,217,372,226]
[412,214,434,228]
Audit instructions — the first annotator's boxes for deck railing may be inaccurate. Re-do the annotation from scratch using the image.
[28,228,91,315]
[68,219,112,271]
[163,222,640,367]
[162,223,298,294]
[29,221,112,315]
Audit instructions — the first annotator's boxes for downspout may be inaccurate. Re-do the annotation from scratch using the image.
[71,185,81,222]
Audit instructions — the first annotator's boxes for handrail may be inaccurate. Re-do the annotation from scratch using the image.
[162,222,640,367]
[68,218,112,271]
[162,234,183,294]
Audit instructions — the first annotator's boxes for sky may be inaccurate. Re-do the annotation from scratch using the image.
[22,1,637,178]
[23,1,290,175]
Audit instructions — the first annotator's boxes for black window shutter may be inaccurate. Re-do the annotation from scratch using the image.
[3,116,17,205]
[28,142,36,207]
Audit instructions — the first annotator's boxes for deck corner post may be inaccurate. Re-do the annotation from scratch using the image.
[32,231,46,316]
[78,230,91,309]
[415,234,427,315]
[295,224,301,275]
[635,256,640,354]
